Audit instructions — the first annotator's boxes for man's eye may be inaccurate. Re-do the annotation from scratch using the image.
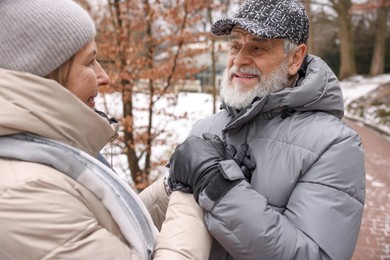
[252,46,263,52]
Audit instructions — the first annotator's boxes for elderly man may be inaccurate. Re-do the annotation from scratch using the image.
[167,0,366,259]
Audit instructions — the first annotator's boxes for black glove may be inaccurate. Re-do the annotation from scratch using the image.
[226,143,256,182]
[202,140,256,203]
[168,133,256,202]
[168,133,227,200]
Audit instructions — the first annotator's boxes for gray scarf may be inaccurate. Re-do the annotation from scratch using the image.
[0,133,157,260]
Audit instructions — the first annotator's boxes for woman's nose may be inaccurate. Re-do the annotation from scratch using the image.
[96,62,110,86]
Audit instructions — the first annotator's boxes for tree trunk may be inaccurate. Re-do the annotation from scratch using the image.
[333,0,357,80]
[207,3,217,114]
[370,5,388,75]
[143,0,154,187]
[303,0,314,54]
[123,89,141,184]
[110,0,142,184]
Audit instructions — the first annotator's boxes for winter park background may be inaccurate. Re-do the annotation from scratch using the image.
[96,73,390,185]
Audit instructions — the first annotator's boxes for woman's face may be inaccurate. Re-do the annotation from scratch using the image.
[62,40,109,109]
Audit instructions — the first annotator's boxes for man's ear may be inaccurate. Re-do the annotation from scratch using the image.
[288,44,307,76]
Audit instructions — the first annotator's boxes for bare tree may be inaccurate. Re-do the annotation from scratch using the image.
[370,1,390,75]
[369,3,389,75]
[206,2,218,114]
[91,0,207,190]
[351,0,389,75]
[329,0,357,79]
[302,0,314,54]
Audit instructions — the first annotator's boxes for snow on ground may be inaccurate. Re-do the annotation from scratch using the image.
[340,74,390,106]
[340,74,390,135]
[97,74,390,182]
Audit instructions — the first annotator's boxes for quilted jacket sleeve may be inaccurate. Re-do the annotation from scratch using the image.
[153,191,212,260]
[140,177,212,259]
[139,177,169,231]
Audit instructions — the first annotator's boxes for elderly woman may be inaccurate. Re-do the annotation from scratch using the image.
[0,0,210,259]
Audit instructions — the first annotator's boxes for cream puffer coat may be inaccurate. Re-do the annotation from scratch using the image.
[0,69,211,260]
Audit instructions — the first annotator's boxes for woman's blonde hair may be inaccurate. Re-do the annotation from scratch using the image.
[45,56,74,86]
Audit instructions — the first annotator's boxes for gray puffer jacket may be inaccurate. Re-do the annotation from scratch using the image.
[190,55,365,260]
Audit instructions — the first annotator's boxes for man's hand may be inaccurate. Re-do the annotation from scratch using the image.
[167,133,227,200]
[168,133,256,202]
[226,143,256,182]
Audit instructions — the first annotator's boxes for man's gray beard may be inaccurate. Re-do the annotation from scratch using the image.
[220,60,290,110]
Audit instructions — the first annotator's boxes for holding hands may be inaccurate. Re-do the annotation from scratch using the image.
[167,133,255,202]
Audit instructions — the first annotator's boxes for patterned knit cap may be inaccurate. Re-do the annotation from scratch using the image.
[0,0,96,77]
[211,0,309,45]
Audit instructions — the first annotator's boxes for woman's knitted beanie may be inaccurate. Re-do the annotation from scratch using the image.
[0,0,96,77]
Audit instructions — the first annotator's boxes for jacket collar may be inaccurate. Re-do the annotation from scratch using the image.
[0,69,116,156]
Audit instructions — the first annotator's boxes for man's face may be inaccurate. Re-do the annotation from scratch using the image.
[220,27,290,109]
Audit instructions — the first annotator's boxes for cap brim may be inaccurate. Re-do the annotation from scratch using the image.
[211,18,282,40]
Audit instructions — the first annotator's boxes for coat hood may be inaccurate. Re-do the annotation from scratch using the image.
[0,68,116,156]
[221,55,344,131]
[267,55,344,117]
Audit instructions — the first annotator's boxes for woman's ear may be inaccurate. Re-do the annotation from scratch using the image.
[288,44,307,76]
